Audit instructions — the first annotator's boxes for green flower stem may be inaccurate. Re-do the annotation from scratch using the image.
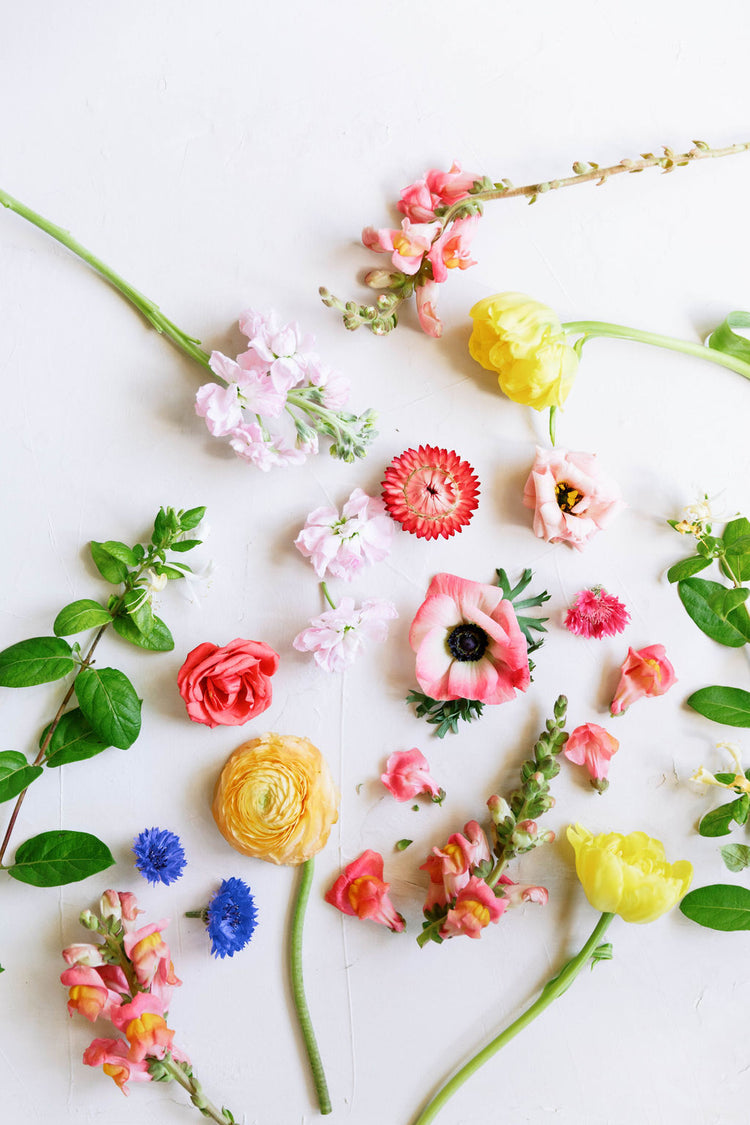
[320,582,337,611]
[562,320,750,381]
[410,911,615,1125]
[158,1053,236,1125]
[289,857,332,1115]
[0,188,211,370]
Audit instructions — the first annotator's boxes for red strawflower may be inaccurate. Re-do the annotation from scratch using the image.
[381,445,480,540]
[564,587,630,639]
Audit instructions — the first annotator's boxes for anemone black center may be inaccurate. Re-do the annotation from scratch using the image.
[555,481,582,513]
[447,623,488,662]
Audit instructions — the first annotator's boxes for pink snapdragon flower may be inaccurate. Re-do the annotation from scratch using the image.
[427,215,479,282]
[61,965,124,1022]
[381,748,443,802]
[409,572,530,704]
[82,1038,153,1095]
[325,849,405,932]
[420,820,491,909]
[397,162,480,221]
[99,889,143,926]
[294,487,394,581]
[293,596,397,672]
[415,280,443,337]
[439,876,507,940]
[564,587,630,638]
[610,644,677,716]
[564,722,620,792]
[523,447,625,550]
[497,874,549,907]
[362,218,441,274]
[122,921,179,990]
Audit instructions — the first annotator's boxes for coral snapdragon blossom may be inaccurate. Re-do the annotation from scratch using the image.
[381,748,442,802]
[420,820,491,909]
[409,573,530,704]
[564,723,620,792]
[523,447,625,550]
[382,446,480,538]
[397,161,480,222]
[610,644,676,716]
[362,218,441,274]
[293,596,397,673]
[564,587,630,638]
[294,487,394,581]
[325,849,405,932]
[439,876,507,940]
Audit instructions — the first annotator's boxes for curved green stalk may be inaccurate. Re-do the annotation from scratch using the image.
[562,320,750,381]
[290,857,332,1115]
[0,188,211,369]
[411,912,614,1125]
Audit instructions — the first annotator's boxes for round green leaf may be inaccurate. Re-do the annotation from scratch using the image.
[680,883,750,931]
[688,686,750,727]
[0,636,75,687]
[0,752,43,803]
[678,578,749,647]
[75,666,142,749]
[112,614,174,652]
[42,709,110,767]
[7,829,114,887]
[90,541,129,585]
[53,599,113,637]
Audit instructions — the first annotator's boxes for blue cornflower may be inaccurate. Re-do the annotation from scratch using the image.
[205,877,258,958]
[132,827,186,886]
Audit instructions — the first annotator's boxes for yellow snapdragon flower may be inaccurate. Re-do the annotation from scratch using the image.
[468,292,578,410]
[567,824,692,924]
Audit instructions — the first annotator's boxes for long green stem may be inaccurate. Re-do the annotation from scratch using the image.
[289,857,331,1115]
[0,188,211,369]
[562,320,750,381]
[158,1053,236,1125]
[411,912,615,1125]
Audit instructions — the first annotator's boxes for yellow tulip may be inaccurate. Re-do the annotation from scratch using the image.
[213,732,339,865]
[567,824,692,923]
[468,292,578,410]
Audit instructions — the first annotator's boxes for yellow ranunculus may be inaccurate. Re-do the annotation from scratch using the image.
[468,292,578,410]
[567,824,692,924]
[213,732,339,866]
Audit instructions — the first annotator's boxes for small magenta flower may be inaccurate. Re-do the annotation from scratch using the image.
[564,587,630,639]
[132,828,186,886]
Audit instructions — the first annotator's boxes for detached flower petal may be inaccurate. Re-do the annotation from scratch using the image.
[381,748,442,802]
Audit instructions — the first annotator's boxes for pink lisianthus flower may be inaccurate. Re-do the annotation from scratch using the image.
[439,876,507,940]
[325,849,405,932]
[83,1038,153,1095]
[523,447,625,550]
[381,748,442,802]
[564,722,620,792]
[564,587,630,639]
[294,487,394,581]
[420,820,491,909]
[409,573,530,704]
[362,218,441,274]
[610,644,676,716]
[427,215,479,282]
[415,280,443,338]
[293,596,397,672]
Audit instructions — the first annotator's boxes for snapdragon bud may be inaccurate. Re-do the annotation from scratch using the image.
[487,794,512,825]
[511,819,538,849]
[364,268,401,289]
[79,909,99,931]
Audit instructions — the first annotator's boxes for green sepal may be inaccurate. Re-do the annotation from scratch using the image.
[53,599,113,637]
[666,556,711,583]
[0,636,75,687]
[112,614,174,651]
[0,752,43,803]
[90,541,129,584]
[707,311,750,365]
[687,685,750,727]
[75,666,142,749]
[677,577,749,647]
[41,709,110,767]
[680,883,750,931]
[6,829,115,887]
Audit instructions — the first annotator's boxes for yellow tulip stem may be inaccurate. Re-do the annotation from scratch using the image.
[410,911,615,1125]
[562,320,750,381]
[289,857,332,1115]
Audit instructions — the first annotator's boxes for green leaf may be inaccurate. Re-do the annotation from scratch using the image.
[666,556,711,583]
[699,797,749,837]
[680,883,750,931]
[0,752,43,803]
[720,843,750,873]
[722,517,750,583]
[707,310,750,365]
[120,588,154,636]
[170,539,201,553]
[152,563,188,580]
[677,578,749,647]
[0,637,75,687]
[75,667,142,749]
[179,506,206,530]
[395,839,412,851]
[42,709,110,767]
[53,599,113,637]
[728,603,750,643]
[7,830,114,887]
[112,614,174,652]
[90,541,129,585]
[98,540,138,567]
[688,685,750,727]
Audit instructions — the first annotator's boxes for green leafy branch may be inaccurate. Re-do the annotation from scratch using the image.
[0,505,205,888]
[405,691,484,739]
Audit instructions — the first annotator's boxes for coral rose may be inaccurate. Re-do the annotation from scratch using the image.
[212,733,339,865]
[177,638,280,728]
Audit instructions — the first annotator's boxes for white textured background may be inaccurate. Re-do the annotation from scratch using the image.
[2,3,750,1123]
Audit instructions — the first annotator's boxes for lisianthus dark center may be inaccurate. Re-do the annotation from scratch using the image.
[447,624,488,662]
[555,481,582,513]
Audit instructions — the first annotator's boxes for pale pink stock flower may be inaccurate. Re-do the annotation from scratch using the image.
[228,423,306,471]
[523,447,625,550]
[211,350,288,415]
[294,487,394,581]
[564,587,630,639]
[293,597,398,672]
[427,215,479,282]
[409,573,530,705]
[325,849,405,932]
[564,722,620,791]
[303,354,351,410]
[610,644,677,716]
[439,876,507,940]
[237,307,312,391]
[362,218,441,274]
[415,281,443,338]
[381,748,442,802]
